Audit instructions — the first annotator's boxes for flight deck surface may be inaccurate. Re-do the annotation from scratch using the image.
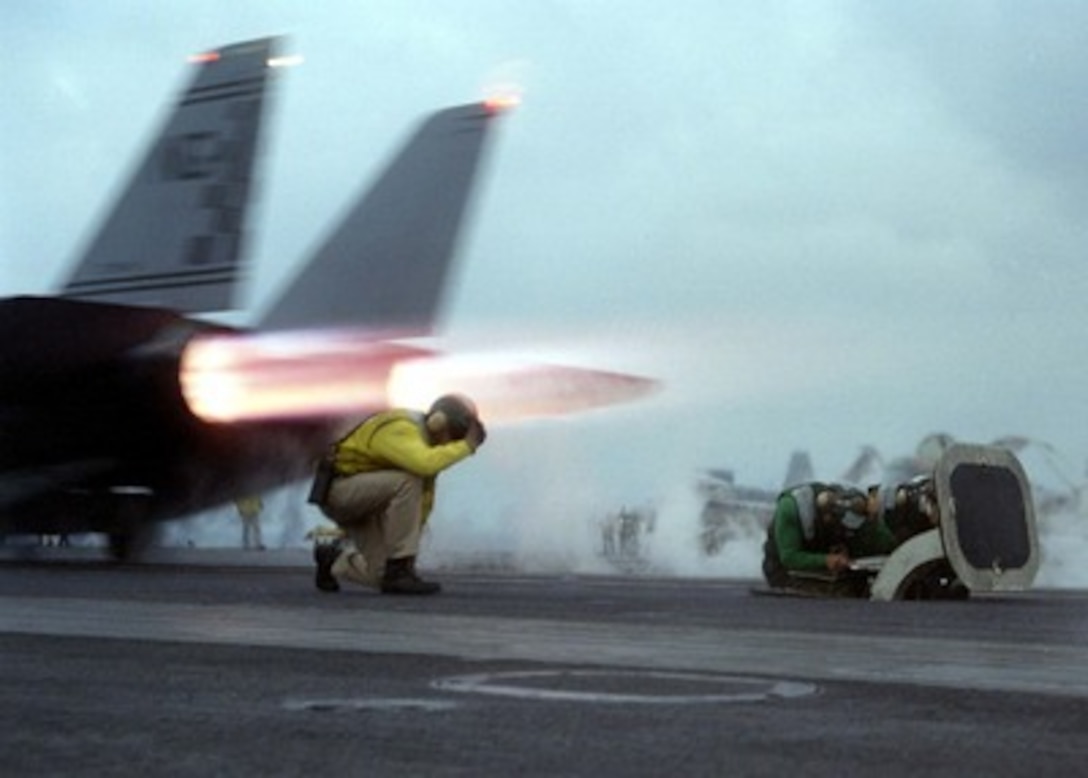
[2,549,1086,776]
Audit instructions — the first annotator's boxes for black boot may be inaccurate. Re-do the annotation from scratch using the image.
[313,539,342,593]
[381,556,441,595]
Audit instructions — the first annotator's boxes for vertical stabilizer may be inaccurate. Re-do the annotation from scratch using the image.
[258,102,506,333]
[782,450,814,489]
[61,38,279,313]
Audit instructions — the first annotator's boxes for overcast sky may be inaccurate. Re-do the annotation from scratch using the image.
[3,2,1087,569]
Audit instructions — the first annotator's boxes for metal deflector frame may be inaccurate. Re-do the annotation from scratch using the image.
[934,443,1039,592]
[870,443,1039,600]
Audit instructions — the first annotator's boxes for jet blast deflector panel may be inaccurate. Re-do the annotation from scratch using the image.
[935,443,1039,591]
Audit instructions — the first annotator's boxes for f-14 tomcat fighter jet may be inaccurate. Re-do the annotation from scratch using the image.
[0,38,513,557]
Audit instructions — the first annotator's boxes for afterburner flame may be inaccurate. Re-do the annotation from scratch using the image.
[181,330,659,425]
[180,330,432,422]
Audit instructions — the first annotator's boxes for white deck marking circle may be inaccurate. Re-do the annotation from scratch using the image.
[283,697,458,713]
[3,595,1088,698]
[433,670,817,704]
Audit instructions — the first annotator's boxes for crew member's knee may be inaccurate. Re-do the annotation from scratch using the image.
[389,471,423,501]
[326,470,422,524]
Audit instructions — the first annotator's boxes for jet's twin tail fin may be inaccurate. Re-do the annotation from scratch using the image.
[60,37,279,313]
[258,102,505,334]
[782,450,815,490]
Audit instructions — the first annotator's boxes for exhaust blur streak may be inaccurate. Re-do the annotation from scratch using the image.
[181,331,659,425]
[388,355,660,425]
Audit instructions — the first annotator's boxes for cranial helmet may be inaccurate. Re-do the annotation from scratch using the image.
[817,486,867,519]
[839,487,868,513]
[428,393,479,439]
[825,487,868,530]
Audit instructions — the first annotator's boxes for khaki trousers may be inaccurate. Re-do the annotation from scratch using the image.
[325,470,424,588]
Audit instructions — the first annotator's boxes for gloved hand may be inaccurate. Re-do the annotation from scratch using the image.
[465,418,488,451]
[825,551,851,573]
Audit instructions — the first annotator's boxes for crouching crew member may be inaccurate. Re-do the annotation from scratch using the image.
[762,482,897,597]
[881,475,940,545]
[312,394,486,595]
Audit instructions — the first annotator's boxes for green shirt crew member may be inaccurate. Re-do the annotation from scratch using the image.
[762,482,896,597]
